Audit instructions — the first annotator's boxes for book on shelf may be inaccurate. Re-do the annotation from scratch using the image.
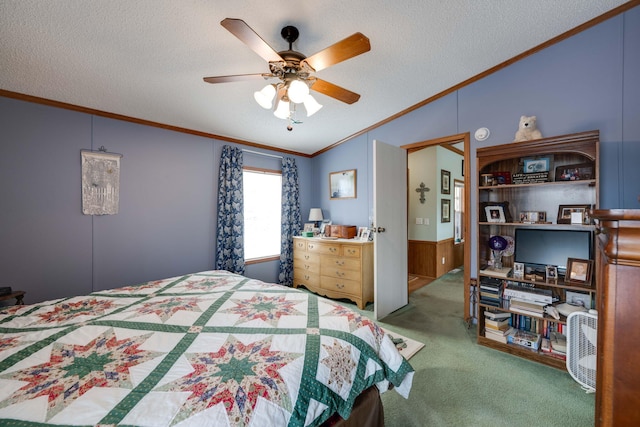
[485,327,514,344]
[485,317,511,330]
[509,298,546,311]
[484,310,512,321]
[480,267,512,278]
[507,329,541,350]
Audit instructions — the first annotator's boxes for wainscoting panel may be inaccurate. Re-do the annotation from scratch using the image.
[409,239,461,279]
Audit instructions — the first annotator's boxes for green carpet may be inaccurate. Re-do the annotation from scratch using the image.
[358,269,595,427]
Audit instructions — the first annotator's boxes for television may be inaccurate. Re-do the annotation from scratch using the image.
[514,228,592,275]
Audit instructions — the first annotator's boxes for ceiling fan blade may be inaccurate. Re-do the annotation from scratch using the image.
[203,74,268,84]
[221,18,283,63]
[310,79,360,104]
[302,33,370,72]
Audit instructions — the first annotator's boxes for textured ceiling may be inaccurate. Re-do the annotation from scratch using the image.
[0,1,629,154]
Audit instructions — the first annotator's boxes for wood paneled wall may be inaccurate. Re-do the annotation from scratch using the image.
[409,238,464,279]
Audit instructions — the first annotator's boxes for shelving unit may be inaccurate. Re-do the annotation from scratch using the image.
[475,130,599,370]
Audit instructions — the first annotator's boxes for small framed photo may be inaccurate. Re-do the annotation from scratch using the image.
[566,258,594,286]
[523,157,550,173]
[555,162,594,181]
[513,262,525,279]
[441,169,451,194]
[441,199,451,222]
[545,265,558,281]
[361,229,371,241]
[357,226,368,240]
[329,169,356,199]
[557,204,591,224]
[303,223,314,232]
[519,211,547,224]
[320,219,332,235]
[485,205,506,223]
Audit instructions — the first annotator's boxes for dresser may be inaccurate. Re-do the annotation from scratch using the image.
[293,236,373,309]
[591,210,640,427]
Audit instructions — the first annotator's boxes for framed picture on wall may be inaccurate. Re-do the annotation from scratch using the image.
[329,169,357,199]
[441,199,451,223]
[441,169,451,194]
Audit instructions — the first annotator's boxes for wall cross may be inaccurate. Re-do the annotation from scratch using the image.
[415,182,430,204]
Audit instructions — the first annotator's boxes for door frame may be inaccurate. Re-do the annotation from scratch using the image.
[401,132,472,323]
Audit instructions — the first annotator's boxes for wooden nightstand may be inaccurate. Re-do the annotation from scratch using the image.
[0,291,25,306]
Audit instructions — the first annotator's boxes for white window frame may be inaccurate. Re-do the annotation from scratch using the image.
[243,167,282,263]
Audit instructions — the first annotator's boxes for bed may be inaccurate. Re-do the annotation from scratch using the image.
[0,270,413,426]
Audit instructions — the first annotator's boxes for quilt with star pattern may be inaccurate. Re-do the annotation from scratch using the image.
[0,270,414,426]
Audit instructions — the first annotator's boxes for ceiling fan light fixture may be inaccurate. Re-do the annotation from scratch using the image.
[303,94,323,117]
[254,84,276,109]
[273,98,290,119]
[287,79,309,104]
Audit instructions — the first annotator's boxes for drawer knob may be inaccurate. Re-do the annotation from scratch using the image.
[305,265,310,270]
[336,271,344,277]
[335,260,344,266]
[348,249,356,254]
[330,247,337,253]
[305,275,310,280]
[308,244,314,249]
[305,255,310,260]
[336,283,344,289]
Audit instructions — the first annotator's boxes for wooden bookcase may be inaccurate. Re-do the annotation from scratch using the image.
[475,130,599,369]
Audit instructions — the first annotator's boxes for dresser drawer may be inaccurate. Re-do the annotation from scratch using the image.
[342,245,361,258]
[321,256,361,272]
[294,239,309,251]
[294,250,319,265]
[294,269,320,287]
[320,265,361,281]
[308,242,341,256]
[320,276,360,295]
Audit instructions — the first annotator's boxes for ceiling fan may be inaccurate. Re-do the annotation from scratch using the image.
[203,18,371,128]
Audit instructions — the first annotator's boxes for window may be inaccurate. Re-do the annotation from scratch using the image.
[243,168,282,261]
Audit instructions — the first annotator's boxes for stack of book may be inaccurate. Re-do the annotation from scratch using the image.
[484,311,513,343]
[508,298,547,317]
[540,331,567,360]
[479,277,504,307]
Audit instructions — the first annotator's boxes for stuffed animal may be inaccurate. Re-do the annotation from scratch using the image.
[514,115,543,141]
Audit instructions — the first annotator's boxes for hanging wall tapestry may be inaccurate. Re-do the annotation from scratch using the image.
[81,149,122,215]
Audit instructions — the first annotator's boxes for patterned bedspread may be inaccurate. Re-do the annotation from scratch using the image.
[0,270,413,426]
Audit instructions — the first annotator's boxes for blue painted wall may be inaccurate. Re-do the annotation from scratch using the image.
[0,97,312,303]
[2,6,638,302]
[314,6,640,272]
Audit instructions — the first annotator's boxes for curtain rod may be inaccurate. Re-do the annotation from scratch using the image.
[242,148,283,160]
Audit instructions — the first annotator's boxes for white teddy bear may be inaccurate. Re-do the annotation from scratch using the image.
[514,115,543,142]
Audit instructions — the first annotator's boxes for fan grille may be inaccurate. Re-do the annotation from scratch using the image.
[566,311,597,391]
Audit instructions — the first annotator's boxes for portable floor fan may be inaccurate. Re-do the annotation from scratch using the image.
[566,310,598,392]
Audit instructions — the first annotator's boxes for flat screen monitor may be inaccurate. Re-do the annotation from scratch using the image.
[514,228,592,274]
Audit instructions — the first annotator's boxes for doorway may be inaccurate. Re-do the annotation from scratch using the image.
[402,133,472,322]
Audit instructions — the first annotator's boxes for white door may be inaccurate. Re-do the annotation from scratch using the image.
[373,139,408,320]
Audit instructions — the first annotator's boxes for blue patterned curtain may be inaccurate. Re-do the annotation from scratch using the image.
[278,157,301,286]
[215,145,245,274]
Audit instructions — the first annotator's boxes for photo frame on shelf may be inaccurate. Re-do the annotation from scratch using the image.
[566,258,594,286]
[357,226,368,240]
[484,205,506,223]
[329,169,356,199]
[303,223,314,232]
[441,199,451,222]
[523,157,551,173]
[545,265,558,281]
[441,169,451,194]
[479,201,513,222]
[361,229,371,241]
[320,219,332,235]
[513,262,525,279]
[555,162,594,181]
[519,211,547,224]
[557,204,591,224]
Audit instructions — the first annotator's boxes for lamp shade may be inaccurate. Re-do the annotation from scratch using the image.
[303,94,323,117]
[309,208,323,222]
[253,84,276,109]
[273,98,290,119]
[288,79,309,104]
